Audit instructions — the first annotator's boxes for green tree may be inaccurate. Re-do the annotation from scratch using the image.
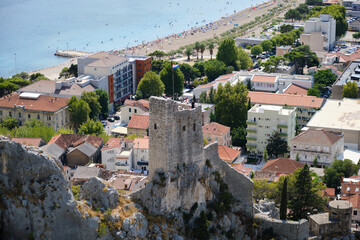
[280,177,288,220]
[296,152,300,161]
[81,92,101,120]
[284,45,319,74]
[261,56,287,73]
[316,5,347,37]
[194,61,206,76]
[193,211,210,240]
[56,128,74,135]
[343,81,359,98]
[180,63,200,82]
[263,149,269,162]
[280,24,295,33]
[285,9,301,21]
[216,38,239,69]
[266,132,289,158]
[313,69,337,95]
[29,73,48,81]
[238,48,253,70]
[250,45,263,57]
[148,50,166,60]
[14,119,55,142]
[95,89,109,119]
[231,126,246,148]
[136,71,165,99]
[204,59,227,81]
[194,42,201,60]
[324,159,359,188]
[288,165,327,220]
[246,79,253,91]
[253,180,278,202]
[151,59,165,74]
[260,40,274,52]
[0,117,18,130]
[185,47,193,61]
[78,119,104,136]
[0,80,20,97]
[306,0,323,5]
[13,72,29,80]
[208,43,215,59]
[159,62,184,97]
[353,32,360,42]
[200,43,206,59]
[307,88,321,97]
[68,96,91,129]
[213,82,248,129]
[313,155,319,167]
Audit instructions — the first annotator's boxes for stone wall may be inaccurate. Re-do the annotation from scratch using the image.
[255,213,309,240]
[149,97,204,180]
[205,142,254,217]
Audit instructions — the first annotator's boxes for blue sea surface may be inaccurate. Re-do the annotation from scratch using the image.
[0,0,263,77]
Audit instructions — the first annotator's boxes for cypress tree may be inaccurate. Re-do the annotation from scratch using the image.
[313,155,318,167]
[295,152,300,161]
[280,177,288,220]
[247,97,252,110]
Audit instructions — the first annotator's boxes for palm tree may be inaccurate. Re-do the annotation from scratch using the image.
[200,43,205,59]
[194,42,201,60]
[185,47,192,61]
[208,43,214,59]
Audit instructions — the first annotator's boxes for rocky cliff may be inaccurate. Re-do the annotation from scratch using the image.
[0,137,264,240]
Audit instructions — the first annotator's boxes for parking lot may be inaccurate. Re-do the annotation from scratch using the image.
[103,111,122,134]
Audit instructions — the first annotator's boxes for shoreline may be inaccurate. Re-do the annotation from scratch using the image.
[28,0,303,80]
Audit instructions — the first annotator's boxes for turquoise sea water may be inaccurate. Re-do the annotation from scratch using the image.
[0,0,263,77]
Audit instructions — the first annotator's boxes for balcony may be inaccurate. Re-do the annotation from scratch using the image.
[246,136,257,141]
[279,132,288,137]
[137,161,148,166]
[277,124,288,129]
[246,129,257,133]
[246,121,257,125]
[246,144,257,149]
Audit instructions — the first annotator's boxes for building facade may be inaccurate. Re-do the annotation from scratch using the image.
[246,104,296,156]
[290,129,344,167]
[202,122,231,147]
[132,138,149,172]
[300,14,336,51]
[120,99,149,125]
[0,92,70,131]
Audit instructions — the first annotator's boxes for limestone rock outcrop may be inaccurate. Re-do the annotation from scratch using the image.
[0,138,98,239]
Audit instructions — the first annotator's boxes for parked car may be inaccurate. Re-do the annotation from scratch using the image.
[108,117,115,122]
[101,120,107,127]
[114,115,120,120]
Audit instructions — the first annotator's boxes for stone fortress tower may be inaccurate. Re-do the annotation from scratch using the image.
[329,200,353,235]
[148,97,204,180]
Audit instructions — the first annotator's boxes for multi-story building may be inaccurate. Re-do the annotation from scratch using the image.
[120,99,149,125]
[246,104,296,156]
[132,137,149,172]
[248,91,325,128]
[78,51,135,108]
[250,75,279,92]
[202,122,231,147]
[101,138,123,171]
[300,14,336,52]
[128,56,152,85]
[0,92,70,131]
[307,98,360,150]
[127,114,149,136]
[290,129,344,167]
[332,60,360,99]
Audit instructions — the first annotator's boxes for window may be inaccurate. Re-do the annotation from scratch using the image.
[183,126,186,131]
[28,114,31,118]
[154,124,157,129]
[294,145,297,149]
[129,108,131,112]
[9,112,12,117]
[193,123,196,131]
[129,116,131,120]
[94,68,97,71]
[0,110,2,116]
[37,114,40,120]
[354,211,358,216]
[356,188,359,192]
[138,64,141,67]
[347,187,350,192]
[18,113,21,118]
[135,109,137,113]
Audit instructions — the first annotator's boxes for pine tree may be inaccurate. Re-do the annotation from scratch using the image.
[263,149,268,162]
[280,177,288,220]
[313,155,319,167]
[288,165,326,220]
[296,152,300,161]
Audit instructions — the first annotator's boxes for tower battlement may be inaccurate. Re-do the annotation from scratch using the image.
[148,97,204,180]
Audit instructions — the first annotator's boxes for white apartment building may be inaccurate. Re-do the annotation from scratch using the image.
[300,14,336,52]
[132,138,149,172]
[246,104,296,156]
[120,99,149,125]
[290,129,344,167]
[251,75,279,92]
[78,51,136,108]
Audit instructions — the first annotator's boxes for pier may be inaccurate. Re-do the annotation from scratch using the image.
[55,50,91,58]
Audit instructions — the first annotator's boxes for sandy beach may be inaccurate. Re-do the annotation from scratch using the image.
[30,0,305,80]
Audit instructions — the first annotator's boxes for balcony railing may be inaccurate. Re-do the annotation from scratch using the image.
[246,144,257,149]
[246,129,257,133]
[279,132,288,137]
[246,121,257,125]
[246,136,257,141]
[277,124,288,129]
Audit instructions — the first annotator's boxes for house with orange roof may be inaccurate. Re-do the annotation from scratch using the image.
[251,75,278,92]
[290,129,344,167]
[42,134,103,168]
[341,177,360,222]
[133,137,149,172]
[281,83,308,95]
[202,122,231,147]
[322,188,336,202]
[218,145,241,164]
[254,158,304,181]
[233,164,252,178]
[120,99,150,125]
[0,92,70,131]
[11,137,46,147]
[109,174,148,194]
[248,91,325,128]
[127,114,149,136]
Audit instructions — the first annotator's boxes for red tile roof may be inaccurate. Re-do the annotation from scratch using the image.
[47,134,103,150]
[124,99,149,112]
[348,194,360,209]
[101,138,122,151]
[11,137,45,147]
[133,137,149,149]
[252,75,277,83]
[215,73,237,81]
[248,91,325,108]
[342,181,360,195]
[282,84,308,95]
[322,188,336,199]
[127,114,149,130]
[202,122,230,136]
[291,129,343,146]
[0,92,69,112]
[218,145,241,164]
[260,158,304,175]
[233,164,252,176]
